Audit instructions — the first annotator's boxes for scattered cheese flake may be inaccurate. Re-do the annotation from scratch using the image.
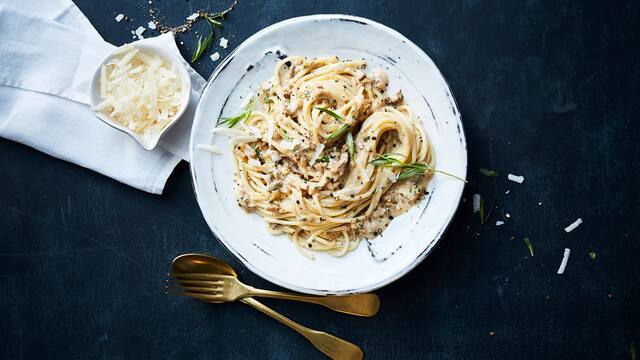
[557,248,571,274]
[147,21,156,30]
[210,52,220,61]
[219,37,229,49]
[505,190,510,194]
[248,159,261,167]
[241,92,255,108]
[210,127,249,138]
[505,213,511,218]
[309,144,325,165]
[496,221,505,226]
[186,13,199,21]
[280,140,296,150]
[197,144,222,154]
[115,14,125,22]
[538,202,542,206]
[134,26,146,40]
[472,194,481,213]
[243,125,262,138]
[564,218,583,233]
[508,174,524,183]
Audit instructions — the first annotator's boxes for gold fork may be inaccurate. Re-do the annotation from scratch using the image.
[168,273,380,317]
[168,275,363,359]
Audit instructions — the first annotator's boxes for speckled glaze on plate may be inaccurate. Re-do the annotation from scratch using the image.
[190,15,467,295]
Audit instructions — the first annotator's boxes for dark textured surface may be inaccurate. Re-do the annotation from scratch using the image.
[1,1,639,359]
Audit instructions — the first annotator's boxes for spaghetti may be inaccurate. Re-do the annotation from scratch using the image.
[215,56,438,257]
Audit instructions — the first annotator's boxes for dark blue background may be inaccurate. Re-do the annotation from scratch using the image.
[1,1,639,359]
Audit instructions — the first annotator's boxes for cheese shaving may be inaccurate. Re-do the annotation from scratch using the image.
[197,144,222,154]
[557,248,571,274]
[92,46,182,135]
[309,144,325,165]
[507,174,524,183]
[564,218,583,233]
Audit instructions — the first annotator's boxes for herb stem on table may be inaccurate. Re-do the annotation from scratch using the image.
[190,1,237,63]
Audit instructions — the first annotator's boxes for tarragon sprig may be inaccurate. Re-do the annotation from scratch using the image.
[369,153,466,182]
[314,107,345,122]
[324,124,350,140]
[217,99,255,128]
[190,1,237,63]
[346,132,355,163]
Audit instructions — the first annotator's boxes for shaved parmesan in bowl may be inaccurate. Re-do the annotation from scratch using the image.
[89,43,191,150]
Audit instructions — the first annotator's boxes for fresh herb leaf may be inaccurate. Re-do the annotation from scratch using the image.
[631,341,637,360]
[315,156,329,163]
[253,145,261,158]
[523,237,534,257]
[217,99,255,128]
[324,124,350,140]
[277,127,293,141]
[191,31,215,63]
[479,168,499,177]
[190,1,237,62]
[369,153,467,182]
[479,197,485,224]
[589,251,597,260]
[346,132,355,162]
[314,107,345,122]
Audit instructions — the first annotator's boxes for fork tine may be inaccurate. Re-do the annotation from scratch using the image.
[167,289,224,301]
[168,285,223,295]
[170,273,229,280]
[166,279,224,288]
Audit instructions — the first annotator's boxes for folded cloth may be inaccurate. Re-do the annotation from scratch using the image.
[0,0,206,194]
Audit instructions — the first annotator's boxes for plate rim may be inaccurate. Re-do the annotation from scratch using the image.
[189,14,467,295]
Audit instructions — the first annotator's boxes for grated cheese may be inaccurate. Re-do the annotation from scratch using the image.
[564,218,583,233]
[197,144,222,154]
[115,14,125,22]
[219,37,229,49]
[472,194,481,213]
[508,173,524,183]
[147,21,157,30]
[92,45,182,136]
[210,52,220,62]
[557,248,571,274]
[186,13,199,21]
[309,144,325,165]
[496,220,504,226]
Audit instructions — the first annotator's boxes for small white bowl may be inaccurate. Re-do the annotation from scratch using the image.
[89,43,192,150]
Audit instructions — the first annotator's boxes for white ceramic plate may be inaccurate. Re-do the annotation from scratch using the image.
[190,15,467,295]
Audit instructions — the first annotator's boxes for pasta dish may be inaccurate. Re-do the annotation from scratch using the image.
[211,56,461,257]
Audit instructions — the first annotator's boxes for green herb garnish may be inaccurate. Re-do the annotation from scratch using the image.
[191,32,215,63]
[314,107,345,122]
[368,154,467,183]
[589,251,597,260]
[523,237,534,256]
[277,127,293,141]
[631,341,637,360]
[315,156,329,163]
[479,168,499,177]
[217,99,255,128]
[346,132,355,162]
[324,124,350,140]
[190,1,237,63]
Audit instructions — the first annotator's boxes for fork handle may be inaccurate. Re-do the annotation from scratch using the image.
[240,298,363,360]
[246,288,380,317]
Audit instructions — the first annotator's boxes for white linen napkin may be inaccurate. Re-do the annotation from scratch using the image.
[0,0,206,194]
